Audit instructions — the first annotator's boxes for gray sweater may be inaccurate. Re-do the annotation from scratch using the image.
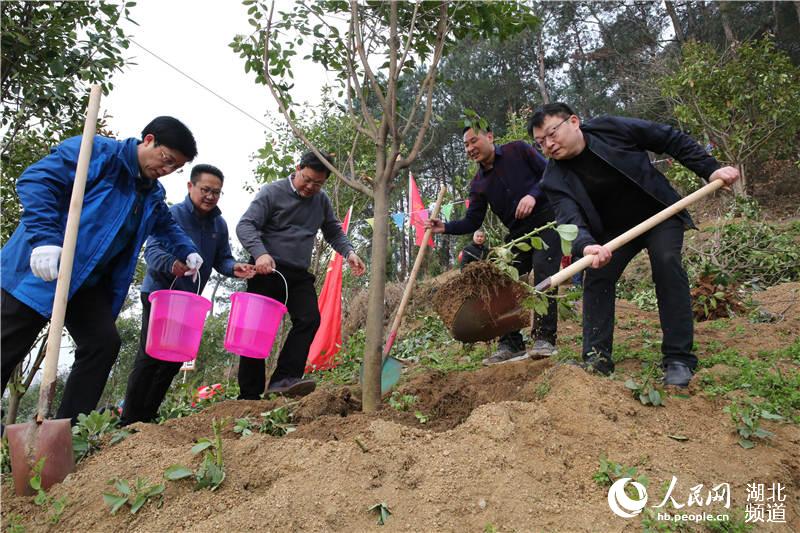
[236,176,354,270]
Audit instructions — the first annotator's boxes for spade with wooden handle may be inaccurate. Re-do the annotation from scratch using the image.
[7,85,102,496]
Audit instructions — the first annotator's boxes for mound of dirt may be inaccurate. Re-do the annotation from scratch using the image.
[5,360,799,532]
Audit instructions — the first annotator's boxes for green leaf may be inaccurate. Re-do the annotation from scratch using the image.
[515,242,531,251]
[129,494,147,514]
[103,493,129,514]
[648,389,662,406]
[555,224,578,241]
[164,465,193,481]
[624,379,639,390]
[530,236,544,250]
[738,438,755,449]
[191,441,213,455]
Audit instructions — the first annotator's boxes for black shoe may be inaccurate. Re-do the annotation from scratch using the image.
[663,362,693,387]
[267,377,316,397]
[577,353,615,376]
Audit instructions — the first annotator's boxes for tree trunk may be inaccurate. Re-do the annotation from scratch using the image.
[535,33,550,104]
[5,365,22,424]
[718,2,737,45]
[362,176,391,412]
[665,1,685,44]
[733,163,747,197]
[795,1,800,27]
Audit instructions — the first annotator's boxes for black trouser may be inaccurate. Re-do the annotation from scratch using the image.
[582,217,696,369]
[119,293,182,425]
[498,208,562,349]
[238,265,320,400]
[1,286,121,424]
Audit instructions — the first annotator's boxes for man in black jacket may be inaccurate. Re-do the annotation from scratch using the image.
[459,229,488,269]
[528,103,739,387]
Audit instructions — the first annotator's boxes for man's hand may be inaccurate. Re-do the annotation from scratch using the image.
[255,253,276,275]
[583,244,612,269]
[30,245,62,282]
[709,166,740,187]
[233,263,256,279]
[424,218,446,234]
[347,252,366,276]
[185,253,204,282]
[515,194,536,219]
[171,260,190,277]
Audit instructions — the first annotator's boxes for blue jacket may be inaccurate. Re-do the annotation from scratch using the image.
[141,195,236,294]
[1,136,198,318]
[541,116,720,257]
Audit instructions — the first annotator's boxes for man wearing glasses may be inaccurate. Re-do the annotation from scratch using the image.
[120,164,256,425]
[426,123,562,365]
[236,151,366,397]
[528,102,739,386]
[1,116,204,423]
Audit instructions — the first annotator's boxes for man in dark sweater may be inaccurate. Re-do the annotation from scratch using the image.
[236,151,365,398]
[459,229,488,269]
[529,103,739,386]
[427,124,562,365]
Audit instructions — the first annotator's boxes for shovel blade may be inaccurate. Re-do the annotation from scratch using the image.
[6,418,75,496]
[450,284,530,343]
[359,356,404,396]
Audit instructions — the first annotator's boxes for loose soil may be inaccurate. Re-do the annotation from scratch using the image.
[4,283,798,532]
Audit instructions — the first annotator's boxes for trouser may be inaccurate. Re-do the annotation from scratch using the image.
[582,217,696,369]
[498,208,562,349]
[1,286,121,424]
[120,293,182,425]
[238,265,320,400]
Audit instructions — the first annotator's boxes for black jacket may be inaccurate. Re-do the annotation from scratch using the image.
[541,116,720,257]
[460,243,488,268]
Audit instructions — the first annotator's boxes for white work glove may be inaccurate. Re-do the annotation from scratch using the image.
[185,252,204,282]
[30,245,63,282]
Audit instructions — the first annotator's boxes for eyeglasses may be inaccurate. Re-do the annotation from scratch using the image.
[198,186,223,198]
[158,146,182,171]
[533,117,571,150]
[298,170,326,189]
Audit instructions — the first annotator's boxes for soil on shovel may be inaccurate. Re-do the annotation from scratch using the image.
[433,261,529,330]
[3,283,799,532]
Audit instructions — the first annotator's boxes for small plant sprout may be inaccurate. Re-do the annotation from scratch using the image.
[724,399,783,449]
[592,454,649,493]
[624,365,664,407]
[368,502,392,525]
[388,392,418,411]
[72,409,131,462]
[103,477,165,515]
[165,418,227,491]
[30,457,68,524]
[414,411,430,424]
[258,406,296,436]
[233,417,254,438]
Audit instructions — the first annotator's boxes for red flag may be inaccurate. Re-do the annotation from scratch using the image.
[305,206,352,373]
[409,173,434,247]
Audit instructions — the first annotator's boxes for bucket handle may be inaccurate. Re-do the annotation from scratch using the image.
[170,272,204,294]
[271,269,289,306]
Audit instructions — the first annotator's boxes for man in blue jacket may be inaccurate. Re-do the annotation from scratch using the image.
[529,103,739,386]
[427,124,562,366]
[119,164,255,425]
[1,116,203,422]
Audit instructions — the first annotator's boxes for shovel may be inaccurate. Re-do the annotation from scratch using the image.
[7,85,102,495]
[450,178,726,342]
[361,186,446,395]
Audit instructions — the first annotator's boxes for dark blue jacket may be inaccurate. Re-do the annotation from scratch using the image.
[541,116,720,257]
[1,136,197,318]
[141,195,236,294]
[445,141,550,236]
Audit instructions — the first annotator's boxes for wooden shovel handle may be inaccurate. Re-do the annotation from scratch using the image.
[37,85,102,422]
[383,186,447,358]
[536,179,725,291]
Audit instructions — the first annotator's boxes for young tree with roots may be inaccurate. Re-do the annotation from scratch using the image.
[231,0,537,411]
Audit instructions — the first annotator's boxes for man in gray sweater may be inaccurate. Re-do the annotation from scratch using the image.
[236,151,365,397]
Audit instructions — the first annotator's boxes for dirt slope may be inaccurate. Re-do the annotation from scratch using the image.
[3,284,799,532]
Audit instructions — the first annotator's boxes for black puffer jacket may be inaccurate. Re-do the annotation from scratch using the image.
[541,116,720,257]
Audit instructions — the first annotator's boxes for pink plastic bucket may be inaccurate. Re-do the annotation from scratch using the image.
[146,290,212,363]
[225,291,288,359]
